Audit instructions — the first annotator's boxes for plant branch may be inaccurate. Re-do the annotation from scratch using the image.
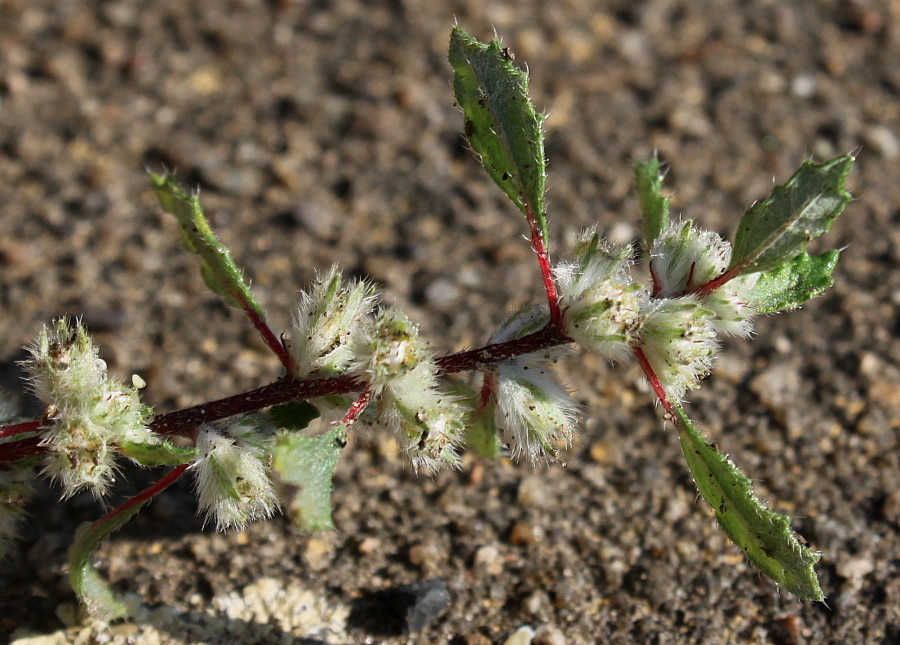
[95,463,189,526]
[632,344,674,416]
[690,266,743,297]
[0,420,40,440]
[241,304,294,374]
[525,205,563,327]
[0,323,573,462]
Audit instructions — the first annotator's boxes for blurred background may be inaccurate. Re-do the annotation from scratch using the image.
[1,1,898,642]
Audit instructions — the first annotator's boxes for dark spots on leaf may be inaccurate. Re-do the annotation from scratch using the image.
[464,119,474,138]
[501,172,510,181]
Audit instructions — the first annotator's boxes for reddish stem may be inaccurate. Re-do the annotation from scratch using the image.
[242,304,294,374]
[631,344,674,416]
[338,388,372,427]
[0,324,574,464]
[0,420,40,439]
[92,463,189,527]
[524,204,562,328]
[690,265,742,298]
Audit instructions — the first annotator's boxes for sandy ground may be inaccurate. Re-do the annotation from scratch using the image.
[1,1,899,643]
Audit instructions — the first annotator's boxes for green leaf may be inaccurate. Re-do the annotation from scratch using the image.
[730,155,853,275]
[267,400,320,431]
[634,157,670,253]
[446,377,502,459]
[118,439,198,467]
[749,250,840,313]
[69,465,188,620]
[673,405,823,601]
[271,427,343,532]
[148,172,264,317]
[449,27,548,245]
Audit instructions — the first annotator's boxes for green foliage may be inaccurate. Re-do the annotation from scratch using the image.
[118,439,198,467]
[149,172,265,317]
[730,155,853,275]
[634,157,670,254]
[68,465,187,620]
[267,401,320,431]
[449,27,549,246]
[673,405,822,600]
[270,426,344,532]
[0,25,859,620]
[749,250,840,313]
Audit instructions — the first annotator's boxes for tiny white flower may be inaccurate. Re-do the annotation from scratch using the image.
[352,307,431,390]
[22,318,151,499]
[704,273,760,338]
[650,221,731,297]
[377,373,467,473]
[555,230,645,360]
[492,358,578,463]
[639,296,719,401]
[486,306,579,462]
[194,420,279,531]
[289,265,378,378]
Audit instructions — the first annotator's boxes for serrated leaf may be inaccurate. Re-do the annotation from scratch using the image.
[730,155,853,275]
[749,250,840,313]
[149,172,264,317]
[449,27,548,245]
[118,439,198,467]
[634,158,670,253]
[267,400,320,431]
[673,405,823,601]
[69,465,188,619]
[271,427,343,532]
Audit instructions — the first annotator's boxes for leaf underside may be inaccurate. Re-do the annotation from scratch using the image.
[449,27,548,246]
[270,427,343,532]
[673,405,823,601]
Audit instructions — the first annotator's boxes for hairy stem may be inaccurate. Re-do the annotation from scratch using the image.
[241,304,294,374]
[526,204,563,327]
[0,324,573,463]
[690,266,743,297]
[0,420,40,440]
[95,463,189,526]
[632,344,674,416]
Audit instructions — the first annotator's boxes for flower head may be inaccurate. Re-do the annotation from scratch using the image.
[650,221,731,297]
[555,230,644,360]
[22,318,150,498]
[638,296,719,401]
[194,418,279,531]
[289,265,377,378]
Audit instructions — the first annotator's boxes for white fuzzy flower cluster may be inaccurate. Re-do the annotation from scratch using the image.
[554,230,643,361]
[288,265,377,378]
[194,417,279,531]
[23,318,152,498]
[290,271,466,473]
[487,306,578,462]
[555,224,758,401]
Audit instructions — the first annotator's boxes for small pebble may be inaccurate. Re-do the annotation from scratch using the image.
[517,475,553,508]
[836,555,874,580]
[474,544,503,575]
[504,626,536,645]
[534,624,568,645]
